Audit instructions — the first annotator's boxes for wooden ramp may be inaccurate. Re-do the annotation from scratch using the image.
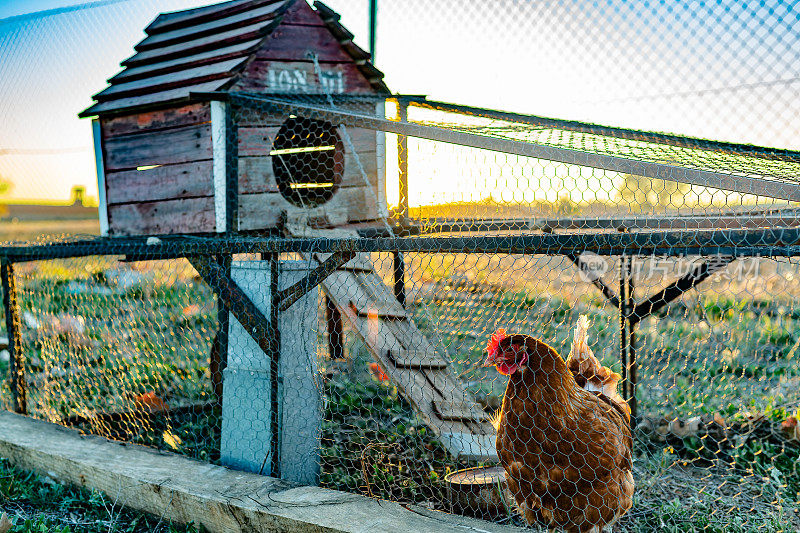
[292,228,496,461]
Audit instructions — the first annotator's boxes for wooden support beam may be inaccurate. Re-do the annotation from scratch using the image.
[631,255,733,325]
[0,412,518,533]
[1,261,26,415]
[567,253,620,307]
[188,256,275,363]
[276,251,356,312]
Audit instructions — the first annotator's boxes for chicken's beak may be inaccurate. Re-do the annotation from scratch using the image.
[482,350,498,367]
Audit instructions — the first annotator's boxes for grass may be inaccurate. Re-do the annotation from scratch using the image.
[0,458,197,532]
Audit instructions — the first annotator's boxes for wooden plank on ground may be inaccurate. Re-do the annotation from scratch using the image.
[0,412,517,533]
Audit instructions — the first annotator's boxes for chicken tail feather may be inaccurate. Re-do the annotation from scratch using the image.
[567,316,629,416]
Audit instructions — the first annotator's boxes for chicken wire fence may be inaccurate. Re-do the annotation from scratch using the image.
[0,90,798,532]
[1,0,800,532]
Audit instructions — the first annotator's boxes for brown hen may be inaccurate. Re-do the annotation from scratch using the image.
[484,318,633,532]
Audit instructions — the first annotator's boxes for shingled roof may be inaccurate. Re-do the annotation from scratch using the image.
[79,0,389,117]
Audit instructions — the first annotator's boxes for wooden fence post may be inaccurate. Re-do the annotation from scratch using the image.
[394,98,409,306]
[1,260,26,415]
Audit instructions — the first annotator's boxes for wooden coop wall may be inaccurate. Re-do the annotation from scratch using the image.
[101,103,216,235]
[100,104,384,236]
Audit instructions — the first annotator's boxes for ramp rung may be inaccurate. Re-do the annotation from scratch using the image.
[434,400,490,422]
[349,300,407,319]
[388,349,447,369]
[314,253,374,272]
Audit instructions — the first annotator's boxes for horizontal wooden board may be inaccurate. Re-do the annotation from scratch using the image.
[256,24,354,63]
[104,123,212,171]
[146,0,285,35]
[136,3,284,52]
[123,21,271,68]
[233,60,376,94]
[350,300,407,319]
[105,161,213,205]
[108,196,215,235]
[80,79,223,117]
[95,58,248,101]
[238,152,378,194]
[101,103,210,138]
[237,184,381,230]
[433,400,489,422]
[111,40,262,84]
[0,411,512,532]
[388,349,447,369]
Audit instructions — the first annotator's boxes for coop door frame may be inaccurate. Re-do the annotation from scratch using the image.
[91,119,109,237]
[211,100,238,234]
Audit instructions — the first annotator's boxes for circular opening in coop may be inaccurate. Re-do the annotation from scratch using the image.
[271,116,343,207]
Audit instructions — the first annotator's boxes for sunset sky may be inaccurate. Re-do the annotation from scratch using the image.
[0,0,798,206]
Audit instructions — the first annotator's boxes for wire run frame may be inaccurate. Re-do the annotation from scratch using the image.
[2,229,799,423]
[196,91,800,203]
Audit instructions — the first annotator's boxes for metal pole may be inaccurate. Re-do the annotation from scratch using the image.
[212,255,231,403]
[1,260,26,414]
[619,255,628,404]
[368,0,378,62]
[269,255,282,478]
[626,258,637,419]
[393,251,406,307]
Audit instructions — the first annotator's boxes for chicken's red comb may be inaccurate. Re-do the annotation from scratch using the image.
[486,328,507,356]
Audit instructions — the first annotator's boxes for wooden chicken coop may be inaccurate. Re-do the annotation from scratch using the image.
[80,0,391,236]
[78,0,497,482]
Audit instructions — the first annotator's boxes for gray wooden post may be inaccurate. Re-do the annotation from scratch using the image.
[220,260,321,485]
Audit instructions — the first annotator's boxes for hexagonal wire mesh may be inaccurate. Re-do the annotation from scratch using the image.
[1,1,800,532]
